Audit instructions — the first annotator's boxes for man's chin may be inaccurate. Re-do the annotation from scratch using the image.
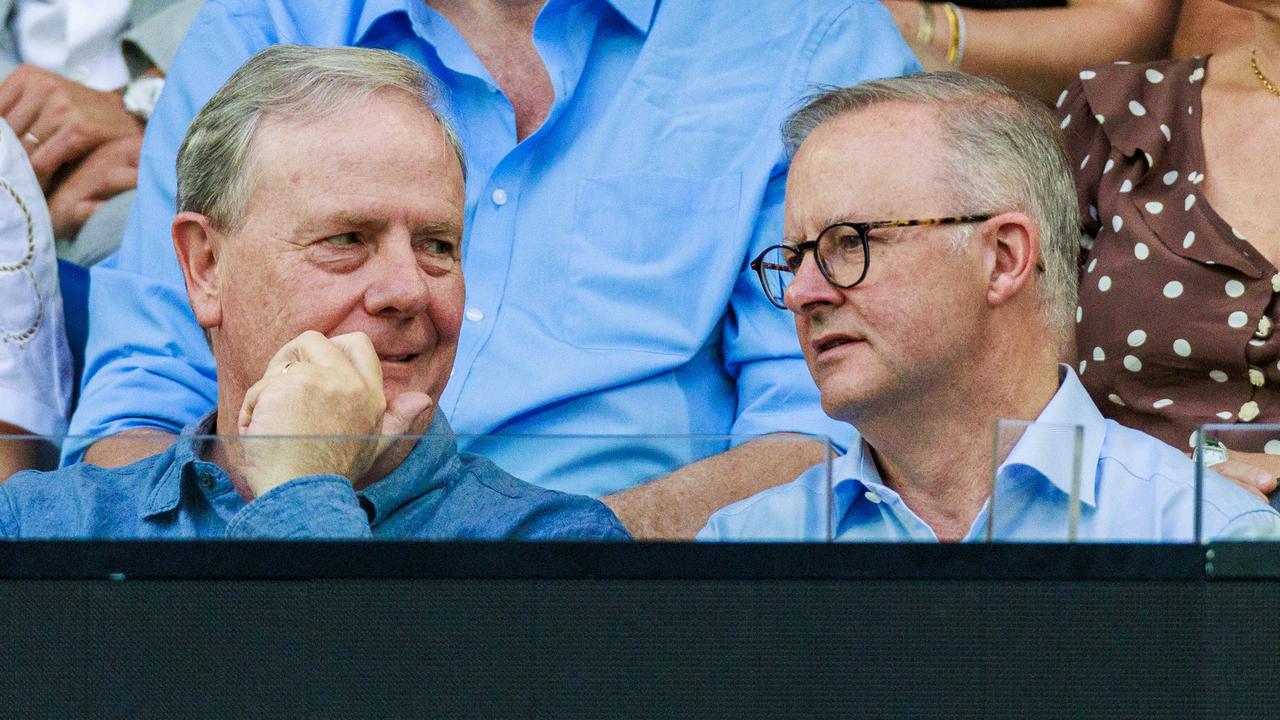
[817,380,882,423]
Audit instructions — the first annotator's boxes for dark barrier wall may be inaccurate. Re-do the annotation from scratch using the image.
[1,543,1276,719]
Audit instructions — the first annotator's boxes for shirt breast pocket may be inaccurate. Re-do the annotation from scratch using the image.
[558,172,743,354]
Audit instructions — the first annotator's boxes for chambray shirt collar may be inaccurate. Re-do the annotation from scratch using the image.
[357,411,457,525]
[354,0,655,44]
[830,365,1105,526]
[139,411,460,524]
[141,411,218,519]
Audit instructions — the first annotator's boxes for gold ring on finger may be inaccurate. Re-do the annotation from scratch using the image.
[21,131,39,146]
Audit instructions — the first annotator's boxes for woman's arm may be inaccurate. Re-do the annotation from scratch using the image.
[883,0,1182,103]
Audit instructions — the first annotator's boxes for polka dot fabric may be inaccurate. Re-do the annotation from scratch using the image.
[1060,57,1280,451]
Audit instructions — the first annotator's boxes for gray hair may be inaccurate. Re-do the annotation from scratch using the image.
[783,72,1080,350]
[176,44,467,231]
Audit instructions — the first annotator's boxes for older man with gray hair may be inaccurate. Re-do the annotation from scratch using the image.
[0,45,627,540]
[701,72,1280,542]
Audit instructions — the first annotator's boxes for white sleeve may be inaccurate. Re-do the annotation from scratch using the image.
[0,119,71,436]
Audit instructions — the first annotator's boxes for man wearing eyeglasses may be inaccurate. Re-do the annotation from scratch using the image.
[700,72,1280,542]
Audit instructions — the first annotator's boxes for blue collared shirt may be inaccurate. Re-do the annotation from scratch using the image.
[700,369,1280,542]
[65,0,919,496]
[4,413,629,539]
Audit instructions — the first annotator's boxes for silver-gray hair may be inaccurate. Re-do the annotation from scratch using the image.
[783,72,1080,351]
[176,44,467,231]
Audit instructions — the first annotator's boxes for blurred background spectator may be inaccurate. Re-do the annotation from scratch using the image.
[0,117,71,479]
[0,0,201,266]
[1059,0,1280,497]
[1173,0,1254,58]
[883,1,1181,103]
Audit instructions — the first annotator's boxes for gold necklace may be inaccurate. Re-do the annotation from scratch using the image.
[1251,49,1280,98]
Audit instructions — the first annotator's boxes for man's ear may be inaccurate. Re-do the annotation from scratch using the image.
[982,211,1040,309]
[172,211,223,330]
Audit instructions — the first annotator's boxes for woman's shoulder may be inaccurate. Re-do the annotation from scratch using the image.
[1064,57,1209,162]
[1073,57,1207,124]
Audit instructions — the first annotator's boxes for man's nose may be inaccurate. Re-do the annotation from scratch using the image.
[365,238,433,317]
[784,251,843,314]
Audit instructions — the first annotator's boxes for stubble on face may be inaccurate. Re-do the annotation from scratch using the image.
[782,104,985,427]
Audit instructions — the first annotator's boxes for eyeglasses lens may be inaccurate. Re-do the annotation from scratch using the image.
[818,225,866,286]
[759,246,793,307]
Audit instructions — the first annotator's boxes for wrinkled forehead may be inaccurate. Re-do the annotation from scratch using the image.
[236,98,465,227]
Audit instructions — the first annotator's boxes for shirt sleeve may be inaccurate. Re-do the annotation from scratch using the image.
[120,0,207,76]
[509,493,632,540]
[0,483,19,538]
[1209,508,1280,542]
[63,1,276,462]
[721,1,918,451]
[224,475,374,539]
[1058,76,1106,241]
[695,514,725,541]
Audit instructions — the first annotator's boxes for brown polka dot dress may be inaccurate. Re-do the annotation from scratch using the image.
[1060,57,1280,452]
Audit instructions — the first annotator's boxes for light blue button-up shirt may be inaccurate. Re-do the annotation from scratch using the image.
[65,0,919,496]
[700,369,1280,542]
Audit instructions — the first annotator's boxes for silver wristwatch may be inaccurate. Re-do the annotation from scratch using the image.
[122,76,165,122]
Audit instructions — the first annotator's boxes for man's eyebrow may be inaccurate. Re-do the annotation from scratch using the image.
[783,215,859,246]
[293,216,463,239]
[412,220,463,238]
[293,212,385,236]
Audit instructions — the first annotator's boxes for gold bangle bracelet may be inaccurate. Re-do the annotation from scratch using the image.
[915,1,936,47]
[942,1,961,67]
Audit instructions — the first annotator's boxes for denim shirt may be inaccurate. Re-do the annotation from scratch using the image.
[1,413,630,540]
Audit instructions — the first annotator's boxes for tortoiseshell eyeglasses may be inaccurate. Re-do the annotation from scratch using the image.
[749,215,994,309]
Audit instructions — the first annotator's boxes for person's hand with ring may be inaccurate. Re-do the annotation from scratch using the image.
[236,329,434,498]
[0,65,146,189]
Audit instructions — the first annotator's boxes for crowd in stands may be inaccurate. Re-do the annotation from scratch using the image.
[0,0,1277,543]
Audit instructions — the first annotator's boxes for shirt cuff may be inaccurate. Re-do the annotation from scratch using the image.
[0,385,68,437]
[225,475,372,539]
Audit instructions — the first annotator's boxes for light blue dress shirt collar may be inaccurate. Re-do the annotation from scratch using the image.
[998,366,1102,509]
[353,0,656,42]
[830,367,1099,537]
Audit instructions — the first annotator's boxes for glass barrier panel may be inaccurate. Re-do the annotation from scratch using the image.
[0,432,833,542]
[987,420,1084,543]
[1194,424,1280,543]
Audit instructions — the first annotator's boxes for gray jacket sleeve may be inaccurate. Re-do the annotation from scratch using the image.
[121,0,204,76]
[0,0,18,80]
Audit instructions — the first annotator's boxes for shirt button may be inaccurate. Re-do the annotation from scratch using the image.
[864,491,882,504]
[1272,273,1280,293]
[1240,401,1260,422]
[198,474,215,490]
[465,308,484,322]
[491,188,508,206]
[1256,316,1273,339]
[1250,367,1266,387]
